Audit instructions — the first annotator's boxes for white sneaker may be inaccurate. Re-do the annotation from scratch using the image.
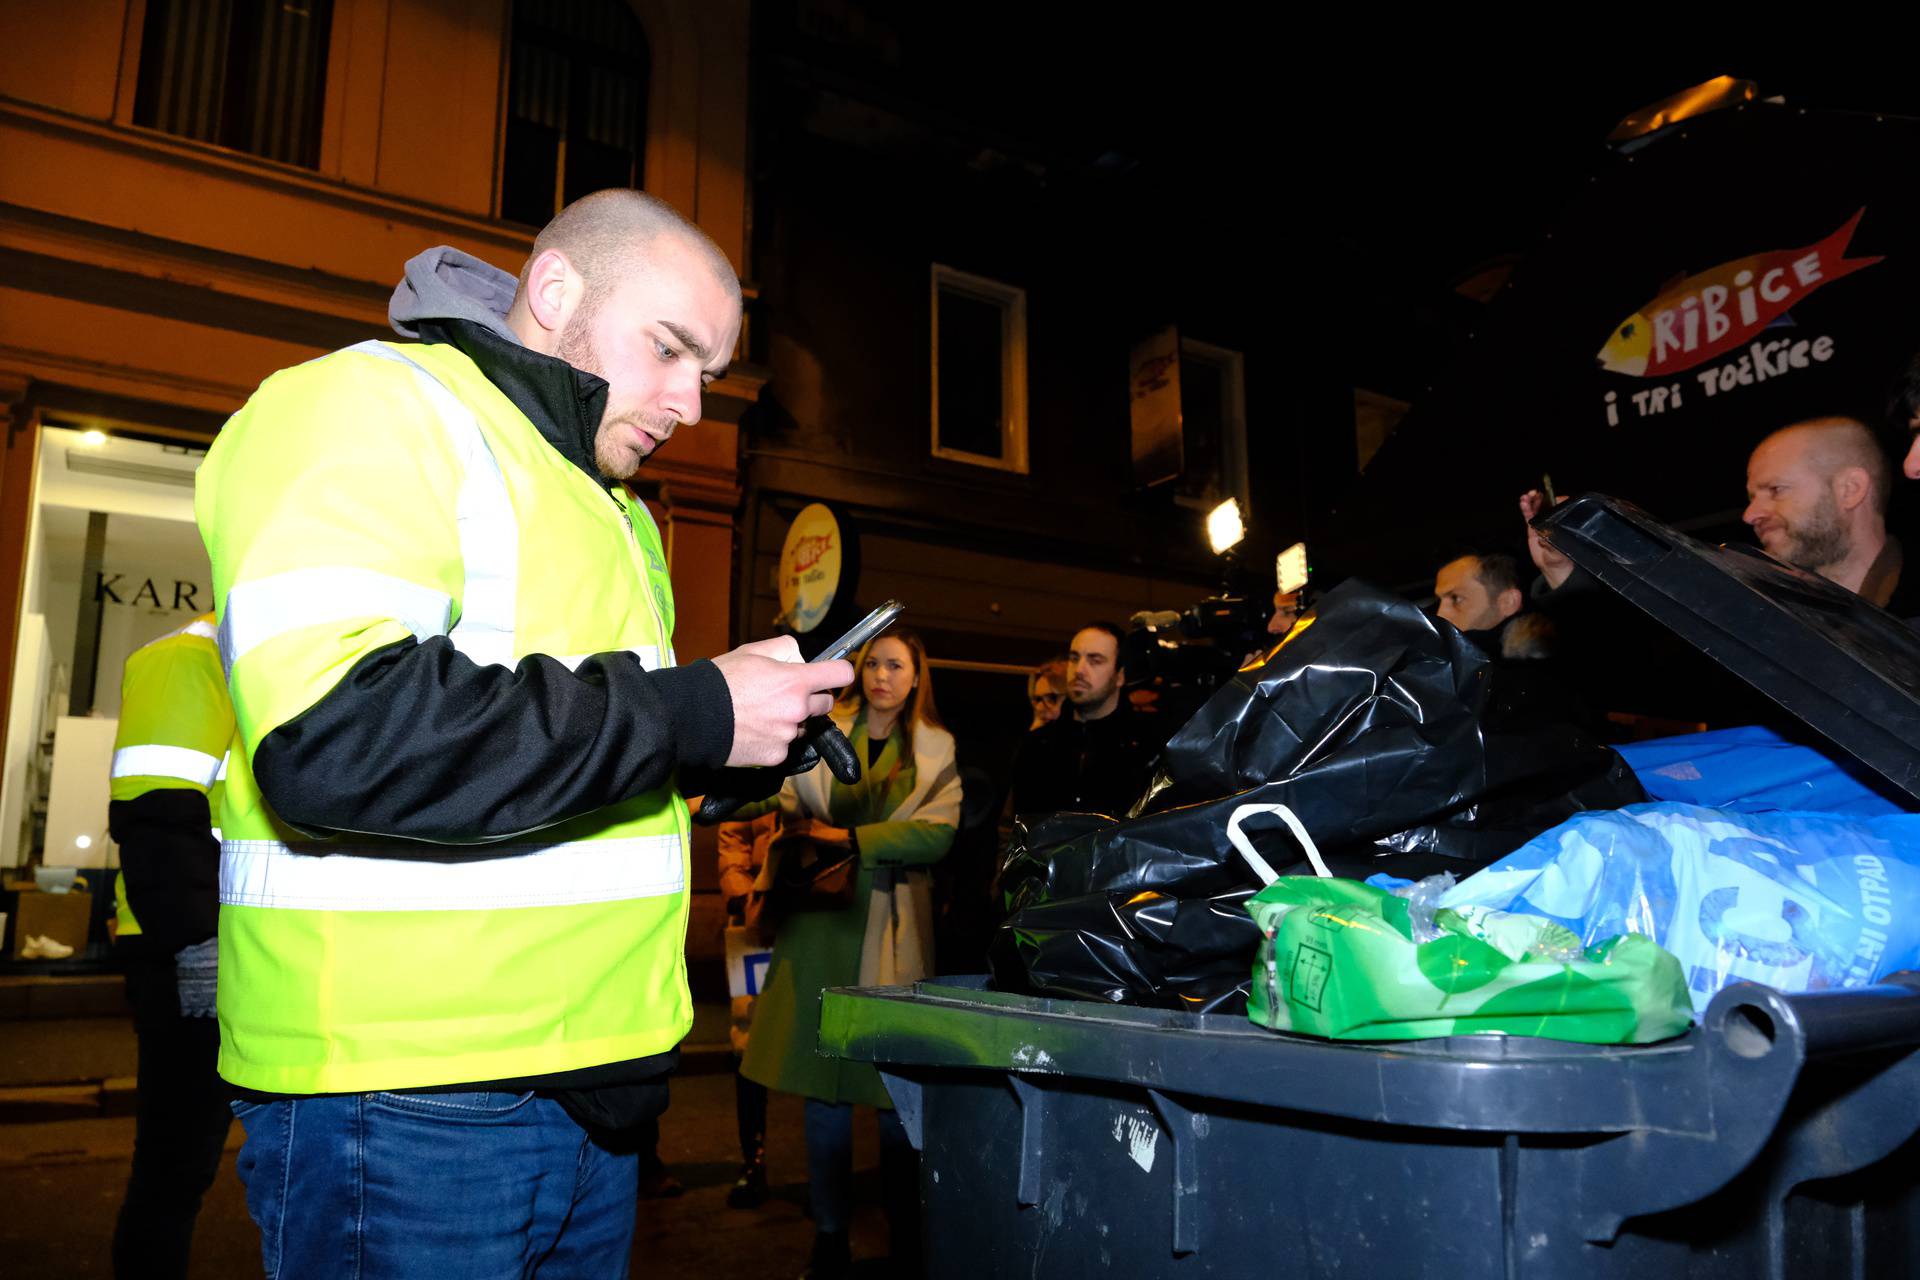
[21,934,74,960]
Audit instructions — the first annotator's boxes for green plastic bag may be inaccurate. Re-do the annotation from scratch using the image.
[1244,877,1694,1044]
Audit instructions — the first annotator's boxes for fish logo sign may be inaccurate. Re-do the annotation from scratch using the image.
[1596,209,1881,378]
[790,532,835,572]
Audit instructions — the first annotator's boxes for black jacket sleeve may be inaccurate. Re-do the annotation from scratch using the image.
[107,790,220,954]
[254,636,733,844]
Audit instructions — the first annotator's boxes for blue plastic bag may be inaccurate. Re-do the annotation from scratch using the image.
[1438,802,1920,1012]
[1617,726,1906,817]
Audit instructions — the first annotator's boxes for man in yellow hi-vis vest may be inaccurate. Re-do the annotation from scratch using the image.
[106,613,234,1280]
[196,190,853,1277]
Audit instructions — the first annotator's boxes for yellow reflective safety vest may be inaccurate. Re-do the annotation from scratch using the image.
[109,615,232,937]
[197,340,691,1094]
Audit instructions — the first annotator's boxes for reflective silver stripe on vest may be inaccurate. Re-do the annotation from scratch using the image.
[112,744,223,787]
[344,342,522,670]
[220,833,686,910]
[220,568,454,674]
[216,751,230,781]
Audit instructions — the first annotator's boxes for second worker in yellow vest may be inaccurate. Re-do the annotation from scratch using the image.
[106,613,234,1280]
[196,189,853,1278]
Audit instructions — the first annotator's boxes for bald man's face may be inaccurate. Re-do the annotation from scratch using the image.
[558,238,742,480]
[1744,434,1849,571]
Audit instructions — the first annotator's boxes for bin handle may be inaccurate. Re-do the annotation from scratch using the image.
[1226,803,1328,883]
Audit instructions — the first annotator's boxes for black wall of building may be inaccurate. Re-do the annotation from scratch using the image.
[1312,105,1920,595]
[743,20,1920,633]
[746,136,1286,558]
[739,44,1350,656]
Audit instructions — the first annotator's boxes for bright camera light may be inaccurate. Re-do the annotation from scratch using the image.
[1205,498,1245,556]
[1276,542,1310,594]
[75,834,93,849]
[78,430,108,447]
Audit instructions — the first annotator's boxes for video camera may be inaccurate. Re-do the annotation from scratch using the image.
[1121,594,1271,728]
[1120,542,1311,726]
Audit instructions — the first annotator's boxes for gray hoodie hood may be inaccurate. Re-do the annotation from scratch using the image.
[389,246,521,345]
[383,244,614,486]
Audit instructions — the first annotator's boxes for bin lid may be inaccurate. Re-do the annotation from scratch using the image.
[1537,493,1920,803]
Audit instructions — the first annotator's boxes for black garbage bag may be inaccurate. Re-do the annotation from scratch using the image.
[1141,578,1491,811]
[999,805,1259,920]
[1354,724,1646,866]
[988,886,1259,1014]
[993,579,1646,1008]
[1312,652,1647,875]
[1003,581,1494,911]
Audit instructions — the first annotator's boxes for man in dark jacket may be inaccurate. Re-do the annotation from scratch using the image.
[1517,415,1916,731]
[1527,416,1918,618]
[1008,622,1159,819]
[1433,553,1530,647]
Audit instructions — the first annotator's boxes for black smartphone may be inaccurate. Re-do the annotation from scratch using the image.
[812,599,905,663]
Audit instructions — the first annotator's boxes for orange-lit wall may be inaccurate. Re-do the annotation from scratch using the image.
[0,0,756,729]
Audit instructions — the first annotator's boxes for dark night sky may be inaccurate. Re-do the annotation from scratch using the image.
[795,17,1920,293]
[763,10,1920,578]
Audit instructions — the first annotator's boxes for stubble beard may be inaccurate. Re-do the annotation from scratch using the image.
[557,307,670,482]
[1783,492,1851,573]
[1069,678,1115,713]
[592,413,644,481]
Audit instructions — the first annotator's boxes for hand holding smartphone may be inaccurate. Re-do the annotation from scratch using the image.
[693,601,904,824]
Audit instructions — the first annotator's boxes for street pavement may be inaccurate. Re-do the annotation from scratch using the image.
[0,1005,899,1277]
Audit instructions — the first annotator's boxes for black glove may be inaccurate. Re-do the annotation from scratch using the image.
[691,715,861,824]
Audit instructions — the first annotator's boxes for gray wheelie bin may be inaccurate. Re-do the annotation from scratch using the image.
[819,497,1920,1277]
[821,974,1920,1277]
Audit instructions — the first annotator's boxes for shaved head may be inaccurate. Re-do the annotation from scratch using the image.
[1758,417,1890,516]
[515,189,741,314]
[507,188,744,478]
[1745,415,1893,581]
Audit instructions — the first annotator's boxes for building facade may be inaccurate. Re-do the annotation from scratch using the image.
[739,2,1284,777]
[0,0,754,885]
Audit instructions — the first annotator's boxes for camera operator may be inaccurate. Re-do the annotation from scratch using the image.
[1007,623,1159,820]
[1246,589,1307,664]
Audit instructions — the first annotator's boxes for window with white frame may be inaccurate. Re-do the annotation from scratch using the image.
[1174,337,1248,511]
[930,265,1028,472]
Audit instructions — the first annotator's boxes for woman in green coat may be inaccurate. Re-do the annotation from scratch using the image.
[741,629,961,1279]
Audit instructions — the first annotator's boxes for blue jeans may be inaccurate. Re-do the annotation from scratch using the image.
[803,1099,914,1236]
[230,1091,637,1279]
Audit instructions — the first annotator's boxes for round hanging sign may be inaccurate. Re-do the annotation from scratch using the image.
[777,503,843,633]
